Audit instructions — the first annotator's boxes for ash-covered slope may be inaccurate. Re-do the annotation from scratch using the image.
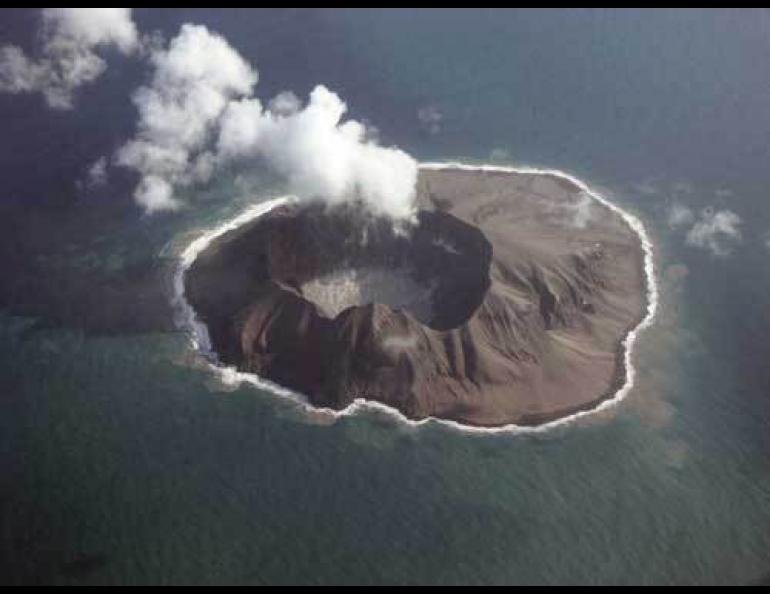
[185,169,647,426]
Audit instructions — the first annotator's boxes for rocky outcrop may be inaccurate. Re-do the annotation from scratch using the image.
[185,169,647,426]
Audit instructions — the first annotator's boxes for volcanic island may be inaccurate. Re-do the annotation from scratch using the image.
[184,168,649,427]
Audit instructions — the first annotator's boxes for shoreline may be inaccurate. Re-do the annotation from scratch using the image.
[170,162,659,435]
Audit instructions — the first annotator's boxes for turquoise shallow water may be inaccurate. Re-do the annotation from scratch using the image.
[1,8,770,585]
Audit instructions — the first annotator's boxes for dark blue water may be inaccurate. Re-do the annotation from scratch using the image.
[1,9,769,585]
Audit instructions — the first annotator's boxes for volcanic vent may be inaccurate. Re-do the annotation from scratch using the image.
[185,169,648,427]
[271,204,493,331]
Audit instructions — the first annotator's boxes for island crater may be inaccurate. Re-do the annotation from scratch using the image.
[184,169,648,426]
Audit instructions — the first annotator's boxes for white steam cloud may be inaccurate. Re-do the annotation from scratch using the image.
[417,105,442,135]
[116,24,417,219]
[564,192,593,228]
[685,208,742,257]
[217,86,417,219]
[115,24,257,212]
[667,203,695,229]
[86,156,108,188]
[0,8,138,109]
[3,12,419,218]
[667,203,742,257]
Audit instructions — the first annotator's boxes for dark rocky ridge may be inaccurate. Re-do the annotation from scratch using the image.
[185,169,648,426]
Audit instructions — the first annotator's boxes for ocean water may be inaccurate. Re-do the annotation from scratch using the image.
[1,8,770,585]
